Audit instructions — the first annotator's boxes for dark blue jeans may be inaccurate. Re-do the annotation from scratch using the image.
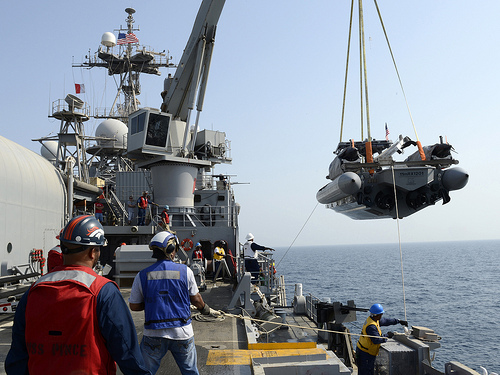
[138,208,146,226]
[356,347,376,375]
[244,259,260,283]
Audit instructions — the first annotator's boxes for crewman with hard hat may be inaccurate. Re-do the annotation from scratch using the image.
[193,242,203,260]
[129,231,219,375]
[5,215,150,375]
[356,303,408,375]
[242,233,274,283]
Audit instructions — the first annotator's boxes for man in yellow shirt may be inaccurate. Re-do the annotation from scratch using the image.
[212,246,225,280]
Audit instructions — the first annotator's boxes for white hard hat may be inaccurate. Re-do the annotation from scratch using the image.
[245,233,254,241]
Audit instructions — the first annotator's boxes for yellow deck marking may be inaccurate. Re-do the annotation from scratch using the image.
[206,347,326,366]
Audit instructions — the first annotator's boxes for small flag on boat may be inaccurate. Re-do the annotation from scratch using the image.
[385,123,390,141]
[117,32,139,45]
[75,84,85,94]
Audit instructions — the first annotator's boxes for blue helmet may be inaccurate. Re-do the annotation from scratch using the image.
[164,205,169,210]
[149,231,179,254]
[195,242,201,248]
[369,303,385,315]
[60,215,106,253]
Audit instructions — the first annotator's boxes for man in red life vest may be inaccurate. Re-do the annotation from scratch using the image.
[160,205,170,231]
[193,242,203,260]
[137,191,157,226]
[47,231,63,272]
[95,199,105,224]
[5,215,150,375]
[47,245,63,273]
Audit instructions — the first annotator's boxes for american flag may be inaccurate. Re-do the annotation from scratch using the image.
[385,123,390,141]
[117,32,139,45]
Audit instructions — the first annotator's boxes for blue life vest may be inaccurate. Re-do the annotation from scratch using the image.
[139,260,192,329]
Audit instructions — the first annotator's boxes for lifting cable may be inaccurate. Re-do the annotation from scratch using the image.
[391,166,407,322]
[373,0,426,160]
[276,203,319,268]
[359,0,371,142]
[339,0,355,143]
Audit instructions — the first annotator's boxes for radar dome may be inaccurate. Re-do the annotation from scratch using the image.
[40,141,58,162]
[95,119,128,149]
[101,32,117,47]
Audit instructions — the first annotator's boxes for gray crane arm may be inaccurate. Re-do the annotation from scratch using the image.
[161,0,225,122]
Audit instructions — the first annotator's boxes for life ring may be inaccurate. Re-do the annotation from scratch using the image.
[181,238,194,251]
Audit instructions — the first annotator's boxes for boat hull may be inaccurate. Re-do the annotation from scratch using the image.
[321,166,468,220]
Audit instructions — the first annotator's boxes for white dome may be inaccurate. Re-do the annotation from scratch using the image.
[101,32,117,47]
[40,140,58,162]
[95,119,128,149]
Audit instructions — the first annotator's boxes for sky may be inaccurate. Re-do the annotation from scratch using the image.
[2,1,500,247]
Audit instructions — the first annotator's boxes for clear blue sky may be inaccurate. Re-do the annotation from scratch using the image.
[3,1,499,246]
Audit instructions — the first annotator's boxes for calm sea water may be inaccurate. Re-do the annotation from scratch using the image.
[272,240,499,373]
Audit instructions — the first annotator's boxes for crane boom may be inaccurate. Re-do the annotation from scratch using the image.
[161,0,225,122]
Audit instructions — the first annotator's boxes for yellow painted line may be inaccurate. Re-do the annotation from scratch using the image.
[206,347,326,366]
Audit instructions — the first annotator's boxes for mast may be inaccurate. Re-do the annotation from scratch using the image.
[73,8,175,121]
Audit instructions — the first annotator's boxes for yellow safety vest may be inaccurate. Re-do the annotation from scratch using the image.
[357,316,383,356]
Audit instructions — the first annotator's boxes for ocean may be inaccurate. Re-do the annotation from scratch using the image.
[272,240,499,373]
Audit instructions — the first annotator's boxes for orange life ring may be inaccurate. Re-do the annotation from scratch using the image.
[181,238,194,251]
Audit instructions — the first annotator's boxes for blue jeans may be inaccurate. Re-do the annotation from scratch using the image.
[140,335,199,375]
[356,347,376,375]
[245,259,260,284]
[95,212,103,223]
[138,208,146,226]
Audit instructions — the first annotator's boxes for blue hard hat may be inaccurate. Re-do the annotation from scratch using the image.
[164,205,169,209]
[60,215,106,252]
[195,242,201,248]
[149,231,179,253]
[369,303,385,315]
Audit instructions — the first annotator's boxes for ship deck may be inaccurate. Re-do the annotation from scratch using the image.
[0,279,348,375]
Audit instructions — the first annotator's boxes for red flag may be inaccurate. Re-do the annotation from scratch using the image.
[75,84,85,94]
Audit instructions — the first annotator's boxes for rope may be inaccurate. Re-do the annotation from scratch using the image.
[339,0,355,143]
[373,0,419,143]
[358,0,364,141]
[192,311,226,322]
[221,311,393,341]
[390,166,407,321]
[275,203,319,268]
[359,0,372,141]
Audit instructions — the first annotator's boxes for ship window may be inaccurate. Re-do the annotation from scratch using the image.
[7,242,12,254]
[130,112,146,135]
[145,113,170,147]
[218,195,225,201]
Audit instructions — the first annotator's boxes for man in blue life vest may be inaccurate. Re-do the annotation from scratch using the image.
[356,303,408,375]
[5,215,150,375]
[129,231,220,374]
